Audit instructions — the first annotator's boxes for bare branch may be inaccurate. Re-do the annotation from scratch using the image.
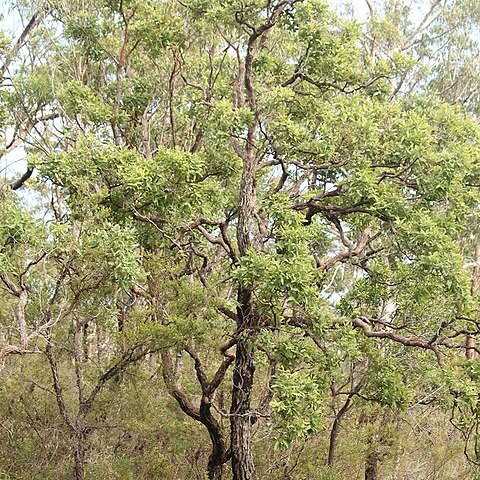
[0,11,48,76]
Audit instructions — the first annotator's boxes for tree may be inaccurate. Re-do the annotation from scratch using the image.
[2,0,480,479]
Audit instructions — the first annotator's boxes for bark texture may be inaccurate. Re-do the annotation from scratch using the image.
[230,289,257,480]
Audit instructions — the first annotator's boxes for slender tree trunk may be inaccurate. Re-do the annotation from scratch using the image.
[327,396,352,466]
[328,381,361,466]
[327,418,340,467]
[231,72,257,478]
[229,4,295,478]
[161,347,231,480]
[231,109,257,479]
[466,334,477,360]
[73,430,86,480]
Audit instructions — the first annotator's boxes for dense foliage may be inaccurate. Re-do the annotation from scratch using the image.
[2,0,480,479]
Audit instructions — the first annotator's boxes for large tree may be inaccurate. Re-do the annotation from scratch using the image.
[2,1,480,479]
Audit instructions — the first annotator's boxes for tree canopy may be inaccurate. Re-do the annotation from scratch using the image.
[2,0,480,479]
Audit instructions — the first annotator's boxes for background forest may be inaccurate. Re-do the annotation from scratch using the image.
[2,0,480,479]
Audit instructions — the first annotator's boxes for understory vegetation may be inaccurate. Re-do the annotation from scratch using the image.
[2,0,480,479]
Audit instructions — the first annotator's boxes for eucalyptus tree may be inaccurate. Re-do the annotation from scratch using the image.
[0,0,57,360]
[2,0,480,479]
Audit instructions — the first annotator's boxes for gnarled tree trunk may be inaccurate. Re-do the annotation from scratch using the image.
[161,345,233,480]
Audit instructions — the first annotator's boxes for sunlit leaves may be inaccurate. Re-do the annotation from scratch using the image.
[271,367,327,447]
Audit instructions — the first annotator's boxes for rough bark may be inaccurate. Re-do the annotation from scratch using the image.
[231,55,258,479]
[162,344,234,480]
[229,4,299,478]
[230,291,257,480]
[203,405,228,480]
[365,451,380,480]
[73,430,87,480]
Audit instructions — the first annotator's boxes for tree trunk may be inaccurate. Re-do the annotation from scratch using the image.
[230,287,256,480]
[162,347,230,480]
[327,416,340,467]
[207,461,223,480]
[207,456,224,480]
[328,394,354,466]
[466,334,477,360]
[365,451,379,480]
[203,400,228,480]
[228,4,293,474]
[230,337,256,480]
[328,381,362,466]
[231,96,257,478]
[73,431,86,480]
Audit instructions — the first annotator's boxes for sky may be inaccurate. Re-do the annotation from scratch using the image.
[0,0,445,184]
